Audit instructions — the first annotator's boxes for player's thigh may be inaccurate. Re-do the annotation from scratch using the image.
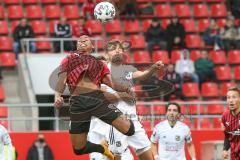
[90,152,107,160]
[70,133,88,149]
[138,149,153,160]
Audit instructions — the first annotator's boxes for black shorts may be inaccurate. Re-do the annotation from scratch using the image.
[69,90,122,134]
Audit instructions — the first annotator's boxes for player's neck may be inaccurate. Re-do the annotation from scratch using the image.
[231,107,240,116]
[168,120,177,128]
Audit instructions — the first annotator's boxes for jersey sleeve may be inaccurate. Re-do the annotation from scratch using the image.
[150,126,159,143]
[100,64,110,78]
[1,127,12,145]
[184,127,192,143]
[59,56,69,74]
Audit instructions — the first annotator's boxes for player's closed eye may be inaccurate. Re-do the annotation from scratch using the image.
[105,41,131,52]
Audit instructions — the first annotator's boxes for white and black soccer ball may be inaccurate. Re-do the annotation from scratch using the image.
[94,1,116,23]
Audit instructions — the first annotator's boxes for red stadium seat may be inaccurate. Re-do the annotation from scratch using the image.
[0,6,4,19]
[35,36,51,52]
[161,19,171,29]
[63,5,80,19]
[11,20,20,33]
[210,4,227,18]
[129,35,146,49]
[188,0,203,2]
[26,5,43,19]
[190,50,201,61]
[153,104,166,115]
[0,107,8,117]
[182,83,200,97]
[45,5,61,19]
[0,37,13,51]
[0,85,5,101]
[220,82,237,96]
[180,19,197,33]
[182,118,192,128]
[209,50,226,65]
[136,104,149,115]
[155,4,173,18]
[109,35,126,41]
[92,35,104,50]
[171,0,185,3]
[105,20,122,34]
[207,104,225,114]
[4,0,20,4]
[152,51,170,64]
[30,21,47,35]
[174,4,191,18]
[187,101,205,115]
[8,5,24,19]
[212,118,222,129]
[22,0,39,4]
[124,20,141,34]
[48,20,59,35]
[201,82,219,97]
[228,50,240,65]
[60,0,76,4]
[142,120,151,131]
[133,51,151,63]
[142,19,152,32]
[41,0,57,4]
[198,19,211,32]
[216,19,227,28]
[193,4,209,18]
[123,52,131,63]
[215,66,232,81]
[234,66,240,80]
[171,50,181,64]
[0,121,8,129]
[186,34,202,48]
[0,52,16,67]
[85,20,102,34]
[137,0,149,3]
[152,0,167,3]
[197,118,211,129]
[0,21,9,35]
[68,20,78,28]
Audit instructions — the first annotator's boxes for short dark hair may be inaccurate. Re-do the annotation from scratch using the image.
[166,102,181,113]
[228,87,240,95]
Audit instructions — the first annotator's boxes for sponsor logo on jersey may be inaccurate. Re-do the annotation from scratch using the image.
[175,135,180,141]
[116,141,121,147]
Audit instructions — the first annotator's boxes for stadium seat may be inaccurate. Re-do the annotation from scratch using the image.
[207,104,225,114]
[48,20,59,35]
[60,0,76,4]
[228,50,240,65]
[137,0,149,3]
[123,52,131,63]
[67,20,78,28]
[182,118,192,128]
[11,20,20,33]
[182,83,200,97]
[198,19,211,32]
[195,118,211,129]
[161,19,171,29]
[105,20,122,34]
[220,82,237,96]
[109,35,126,41]
[0,37,13,51]
[124,20,141,34]
[63,5,80,19]
[136,104,149,115]
[171,0,185,3]
[155,4,173,18]
[45,5,61,19]
[171,50,181,64]
[8,5,24,19]
[188,0,203,2]
[35,36,51,52]
[187,101,205,115]
[210,4,227,18]
[138,4,154,19]
[0,107,8,117]
[193,4,209,18]
[22,0,38,4]
[0,121,8,129]
[174,4,191,18]
[234,66,240,80]
[190,50,201,61]
[0,6,4,19]
[215,66,232,81]
[142,19,152,32]
[209,50,226,65]
[0,21,9,35]
[212,118,222,129]
[201,82,219,97]
[26,5,43,19]
[0,85,5,101]
[216,19,227,28]
[30,21,47,35]
[129,35,146,49]
[4,0,20,4]
[41,0,57,4]
[78,0,86,3]
[153,105,166,115]
[0,52,16,67]
[85,20,102,34]
[152,51,170,64]
[185,34,202,48]
[133,51,151,63]
[92,35,104,50]
[154,120,162,126]
[141,120,151,131]
[180,19,197,33]
[152,0,168,3]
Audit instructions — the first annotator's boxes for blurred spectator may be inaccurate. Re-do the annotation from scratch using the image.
[175,49,199,87]
[120,0,138,20]
[53,17,73,53]
[220,18,240,50]
[166,17,186,53]
[13,18,36,58]
[27,133,54,160]
[145,19,167,54]
[163,64,183,100]
[139,2,154,16]
[195,50,216,84]
[226,0,240,19]
[82,0,96,20]
[203,19,224,50]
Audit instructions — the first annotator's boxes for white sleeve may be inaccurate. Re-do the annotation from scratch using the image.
[185,127,192,143]
[101,84,117,94]
[1,127,13,160]
[150,126,159,143]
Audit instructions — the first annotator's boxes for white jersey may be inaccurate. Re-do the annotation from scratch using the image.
[150,120,192,160]
[0,125,12,160]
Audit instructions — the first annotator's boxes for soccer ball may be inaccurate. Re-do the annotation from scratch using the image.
[94,2,116,23]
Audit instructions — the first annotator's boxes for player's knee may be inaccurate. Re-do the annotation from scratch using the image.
[124,120,135,136]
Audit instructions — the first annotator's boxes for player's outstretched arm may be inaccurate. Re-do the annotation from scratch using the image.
[54,72,67,108]
[151,143,159,160]
[133,61,164,81]
[187,142,196,160]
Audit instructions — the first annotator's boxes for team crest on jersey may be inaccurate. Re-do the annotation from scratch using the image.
[116,141,121,147]
[175,135,180,141]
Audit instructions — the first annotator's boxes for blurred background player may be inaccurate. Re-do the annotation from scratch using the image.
[222,87,240,160]
[151,102,196,160]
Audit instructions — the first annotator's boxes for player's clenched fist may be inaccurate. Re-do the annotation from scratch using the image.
[222,150,228,160]
[152,61,164,70]
[54,96,64,108]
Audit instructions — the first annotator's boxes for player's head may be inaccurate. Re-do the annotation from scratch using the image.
[166,102,181,122]
[76,35,94,53]
[105,40,126,64]
[227,87,240,111]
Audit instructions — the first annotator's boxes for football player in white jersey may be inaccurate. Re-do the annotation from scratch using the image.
[89,40,164,160]
[0,124,13,160]
[151,102,196,160]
